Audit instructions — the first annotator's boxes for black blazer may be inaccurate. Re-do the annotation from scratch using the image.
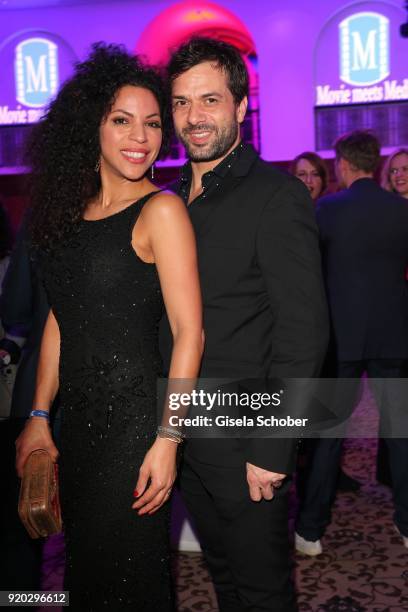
[1,225,50,418]
[316,178,408,362]
[161,144,329,473]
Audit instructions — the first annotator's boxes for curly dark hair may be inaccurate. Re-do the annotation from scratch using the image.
[28,43,170,248]
[0,201,13,259]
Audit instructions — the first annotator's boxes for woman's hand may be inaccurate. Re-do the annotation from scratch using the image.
[132,437,178,516]
[15,417,59,478]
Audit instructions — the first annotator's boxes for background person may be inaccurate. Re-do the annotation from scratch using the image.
[0,200,16,382]
[291,151,328,202]
[295,130,408,556]
[291,154,361,494]
[0,200,17,370]
[379,147,408,486]
[0,222,51,596]
[382,148,408,199]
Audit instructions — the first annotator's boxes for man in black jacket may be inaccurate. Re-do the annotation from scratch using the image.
[0,225,54,592]
[162,38,329,611]
[295,130,408,556]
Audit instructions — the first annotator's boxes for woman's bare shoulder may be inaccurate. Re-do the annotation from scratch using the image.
[143,189,187,221]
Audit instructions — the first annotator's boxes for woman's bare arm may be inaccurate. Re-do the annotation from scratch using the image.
[15,309,60,476]
[132,192,204,515]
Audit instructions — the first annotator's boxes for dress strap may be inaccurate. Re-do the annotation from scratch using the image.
[127,189,164,239]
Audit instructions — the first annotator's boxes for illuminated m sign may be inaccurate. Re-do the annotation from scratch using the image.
[339,12,389,86]
[15,38,59,107]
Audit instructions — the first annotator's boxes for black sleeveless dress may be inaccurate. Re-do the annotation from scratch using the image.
[42,193,174,611]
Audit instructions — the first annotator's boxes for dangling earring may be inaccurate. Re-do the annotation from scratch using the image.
[151,164,155,180]
[94,159,100,173]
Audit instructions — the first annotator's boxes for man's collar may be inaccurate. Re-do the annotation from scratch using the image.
[212,141,245,178]
[348,177,376,190]
[180,141,258,185]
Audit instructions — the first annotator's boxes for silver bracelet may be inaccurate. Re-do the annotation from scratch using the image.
[157,425,184,444]
[159,435,182,445]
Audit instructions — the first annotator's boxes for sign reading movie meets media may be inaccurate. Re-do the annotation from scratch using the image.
[0,31,76,125]
[315,2,408,107]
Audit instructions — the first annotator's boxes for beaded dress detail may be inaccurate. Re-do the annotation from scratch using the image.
[42,192,174,611]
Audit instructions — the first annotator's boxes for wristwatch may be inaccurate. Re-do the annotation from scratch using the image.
[0,351,11,366]
[0,338,21,364]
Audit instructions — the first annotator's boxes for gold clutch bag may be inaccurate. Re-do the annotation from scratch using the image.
[18,449,62,539]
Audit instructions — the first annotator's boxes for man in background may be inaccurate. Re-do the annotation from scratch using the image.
[295,130,408,555]
[0,224,58,594]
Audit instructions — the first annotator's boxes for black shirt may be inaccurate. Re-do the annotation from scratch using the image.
[178,141,245,205]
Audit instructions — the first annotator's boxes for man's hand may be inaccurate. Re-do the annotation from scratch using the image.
[246,462,286,501]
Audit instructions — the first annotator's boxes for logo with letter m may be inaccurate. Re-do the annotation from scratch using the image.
[339,12,389,86]
[15,37,59,107]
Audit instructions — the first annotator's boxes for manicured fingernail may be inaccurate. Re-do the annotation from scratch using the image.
[133,490,139,498]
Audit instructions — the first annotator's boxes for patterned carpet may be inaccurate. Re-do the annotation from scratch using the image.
[40,384,408,611]
[172,440,408,612]
[293,437,408,612]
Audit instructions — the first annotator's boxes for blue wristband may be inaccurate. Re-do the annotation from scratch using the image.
[29,409,50,420]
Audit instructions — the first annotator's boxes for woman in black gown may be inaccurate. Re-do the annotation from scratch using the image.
[16,44,203,611]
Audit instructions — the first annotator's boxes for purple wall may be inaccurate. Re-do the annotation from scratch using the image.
[0,0,405,161]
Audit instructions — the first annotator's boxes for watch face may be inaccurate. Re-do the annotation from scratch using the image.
[1,353,11,365]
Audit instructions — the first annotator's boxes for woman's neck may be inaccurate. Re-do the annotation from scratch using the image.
[93,173,155,211]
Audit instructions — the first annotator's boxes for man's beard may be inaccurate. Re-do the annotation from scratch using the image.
[178,120,239,162]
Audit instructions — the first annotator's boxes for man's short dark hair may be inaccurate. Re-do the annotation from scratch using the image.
[167,37,249,104]
[334,130,381,173]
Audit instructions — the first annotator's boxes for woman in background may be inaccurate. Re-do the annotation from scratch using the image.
[291,152,362,493]
[291,151,329,201]
[15,44,203,611]
[0,201,13,303]
[382,148,408,199]
[0,200,18,410]
[0,201,13,280]
[379,149,408,486]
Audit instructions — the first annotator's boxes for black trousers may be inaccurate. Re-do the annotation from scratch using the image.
[0,418,43,592]
[180,452,297,612]
[296,359,408,541]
